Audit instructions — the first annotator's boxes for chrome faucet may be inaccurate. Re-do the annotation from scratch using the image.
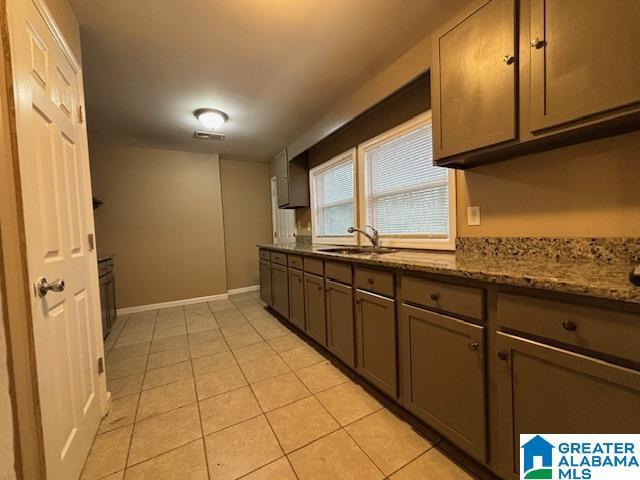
[348,225,380,249]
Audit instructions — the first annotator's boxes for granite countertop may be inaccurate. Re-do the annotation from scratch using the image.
[258,242,640,305]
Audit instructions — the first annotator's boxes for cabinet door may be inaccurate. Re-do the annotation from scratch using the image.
[355,290,397,397]
[271,263,289,319]
[496,332,640,479]
[528,0,640,131]
[107,273,117,328]
[326,280,355,368]
[400,305,486,461]
[288,268,305,330]
[433,0,516,158]
[304,273,326,346]
[259,259,272,306]
[275,150,289,207]
[99,277,109,339]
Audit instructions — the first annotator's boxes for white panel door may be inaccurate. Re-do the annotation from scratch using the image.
[7,0,105,478]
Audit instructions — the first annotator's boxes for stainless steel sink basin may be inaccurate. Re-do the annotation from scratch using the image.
[319,247,398,255]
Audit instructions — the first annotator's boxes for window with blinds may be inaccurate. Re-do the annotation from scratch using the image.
[310,150,356,240]
[360,116,451,240]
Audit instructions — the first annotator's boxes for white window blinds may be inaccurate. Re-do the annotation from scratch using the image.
[362,122,449,237]
[312,152,355,238]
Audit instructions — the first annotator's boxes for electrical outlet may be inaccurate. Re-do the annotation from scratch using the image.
[467,206,481,226]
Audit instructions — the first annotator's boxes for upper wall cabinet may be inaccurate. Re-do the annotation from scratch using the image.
[432,0,516,158]
[528,0,640,131]
[433,0,640,168]
[276,149,310,208]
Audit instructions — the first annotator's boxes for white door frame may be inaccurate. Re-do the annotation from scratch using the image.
[270,176,296,244]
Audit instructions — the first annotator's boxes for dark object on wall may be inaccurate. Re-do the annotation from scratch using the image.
[98,257,117,338]
[630,265,640,286]
[93,197,103,209]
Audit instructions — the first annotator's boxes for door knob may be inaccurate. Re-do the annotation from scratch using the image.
[36,277,65,297]
[530,37,545,48]
[502,54,515,64]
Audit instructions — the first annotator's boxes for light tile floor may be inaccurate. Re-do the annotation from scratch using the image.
[84,291,478,480]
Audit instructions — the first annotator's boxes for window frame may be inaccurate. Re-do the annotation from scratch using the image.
[356,112,457,250]
[309,148,358,245]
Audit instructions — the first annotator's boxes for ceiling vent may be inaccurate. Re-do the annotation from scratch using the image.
[194,130,225,141]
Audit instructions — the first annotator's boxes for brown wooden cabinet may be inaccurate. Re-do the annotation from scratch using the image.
[326,279,355,367]
[528,0,640,132]
[259,259,272,306]
[304,272,327,345]
[355,289,397,397]
[276,149,309,208]
[288,267,305,330]
[433,0,640,168]
[400,304,486,462]
[271,262,289,318]
[98,257,117,339]
[432,0,517,158]
[495,332,640,479]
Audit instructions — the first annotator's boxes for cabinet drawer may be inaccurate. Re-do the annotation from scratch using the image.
[259,249,271,261]
[402,275,484,321]
[271,252,287,266]
[498,293,640,364]
[354,266,394,297]
[303,256,324,276]
[288,254,303,270]
[325,261,352,284]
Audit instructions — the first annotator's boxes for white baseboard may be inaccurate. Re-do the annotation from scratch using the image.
[117,292,229,315]
[227,285,260,295]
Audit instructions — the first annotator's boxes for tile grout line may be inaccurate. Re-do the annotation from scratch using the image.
[121,308,159,473]
[187,303,212,480]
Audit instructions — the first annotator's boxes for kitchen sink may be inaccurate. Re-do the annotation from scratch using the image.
[319,247,398,255]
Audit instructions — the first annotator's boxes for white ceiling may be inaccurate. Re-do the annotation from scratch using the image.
[72,0,467,162]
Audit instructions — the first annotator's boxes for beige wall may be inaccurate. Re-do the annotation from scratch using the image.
[90,145,228,308]
[44,0,81,62]
[457,130,640,237]
[220,159,272,290]
[0,276,16,480]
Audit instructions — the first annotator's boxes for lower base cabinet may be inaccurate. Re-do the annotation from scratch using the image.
[400,304,486,462]
[271,263,289,318]
[288,268,305,330]
[304,272,327,346]
[355,289,397,397]
[496,332,640,479]
[326,280,355,367]
[259,260,272,306]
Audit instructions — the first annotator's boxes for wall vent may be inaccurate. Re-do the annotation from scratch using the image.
[194,130,225,141]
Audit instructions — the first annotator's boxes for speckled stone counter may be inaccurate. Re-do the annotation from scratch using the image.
[258,240,640,305]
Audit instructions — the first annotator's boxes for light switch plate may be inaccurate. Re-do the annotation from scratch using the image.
[467,206,481,226]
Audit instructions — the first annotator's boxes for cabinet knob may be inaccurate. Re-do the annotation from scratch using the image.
[562,320,577,331]
[468,342,479,351]
[317,285,322,291]
[502,54,515,65]
[530,37,545,48]
[367,277,374,285]
[430,292,440,301]
[497,351,508,361]
[356,299,361,305]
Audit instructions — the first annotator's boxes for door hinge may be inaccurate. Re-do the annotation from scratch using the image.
[78,105,84,124]
[88,233,95,251]
[97,356,104,374]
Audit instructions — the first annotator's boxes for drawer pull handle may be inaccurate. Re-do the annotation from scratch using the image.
[497,351,508,361]
[468,342,479,351]
[430,292,440,301]
[562,321,577,331]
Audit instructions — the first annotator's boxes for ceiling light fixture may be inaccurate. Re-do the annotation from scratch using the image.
[195,108,228,130]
